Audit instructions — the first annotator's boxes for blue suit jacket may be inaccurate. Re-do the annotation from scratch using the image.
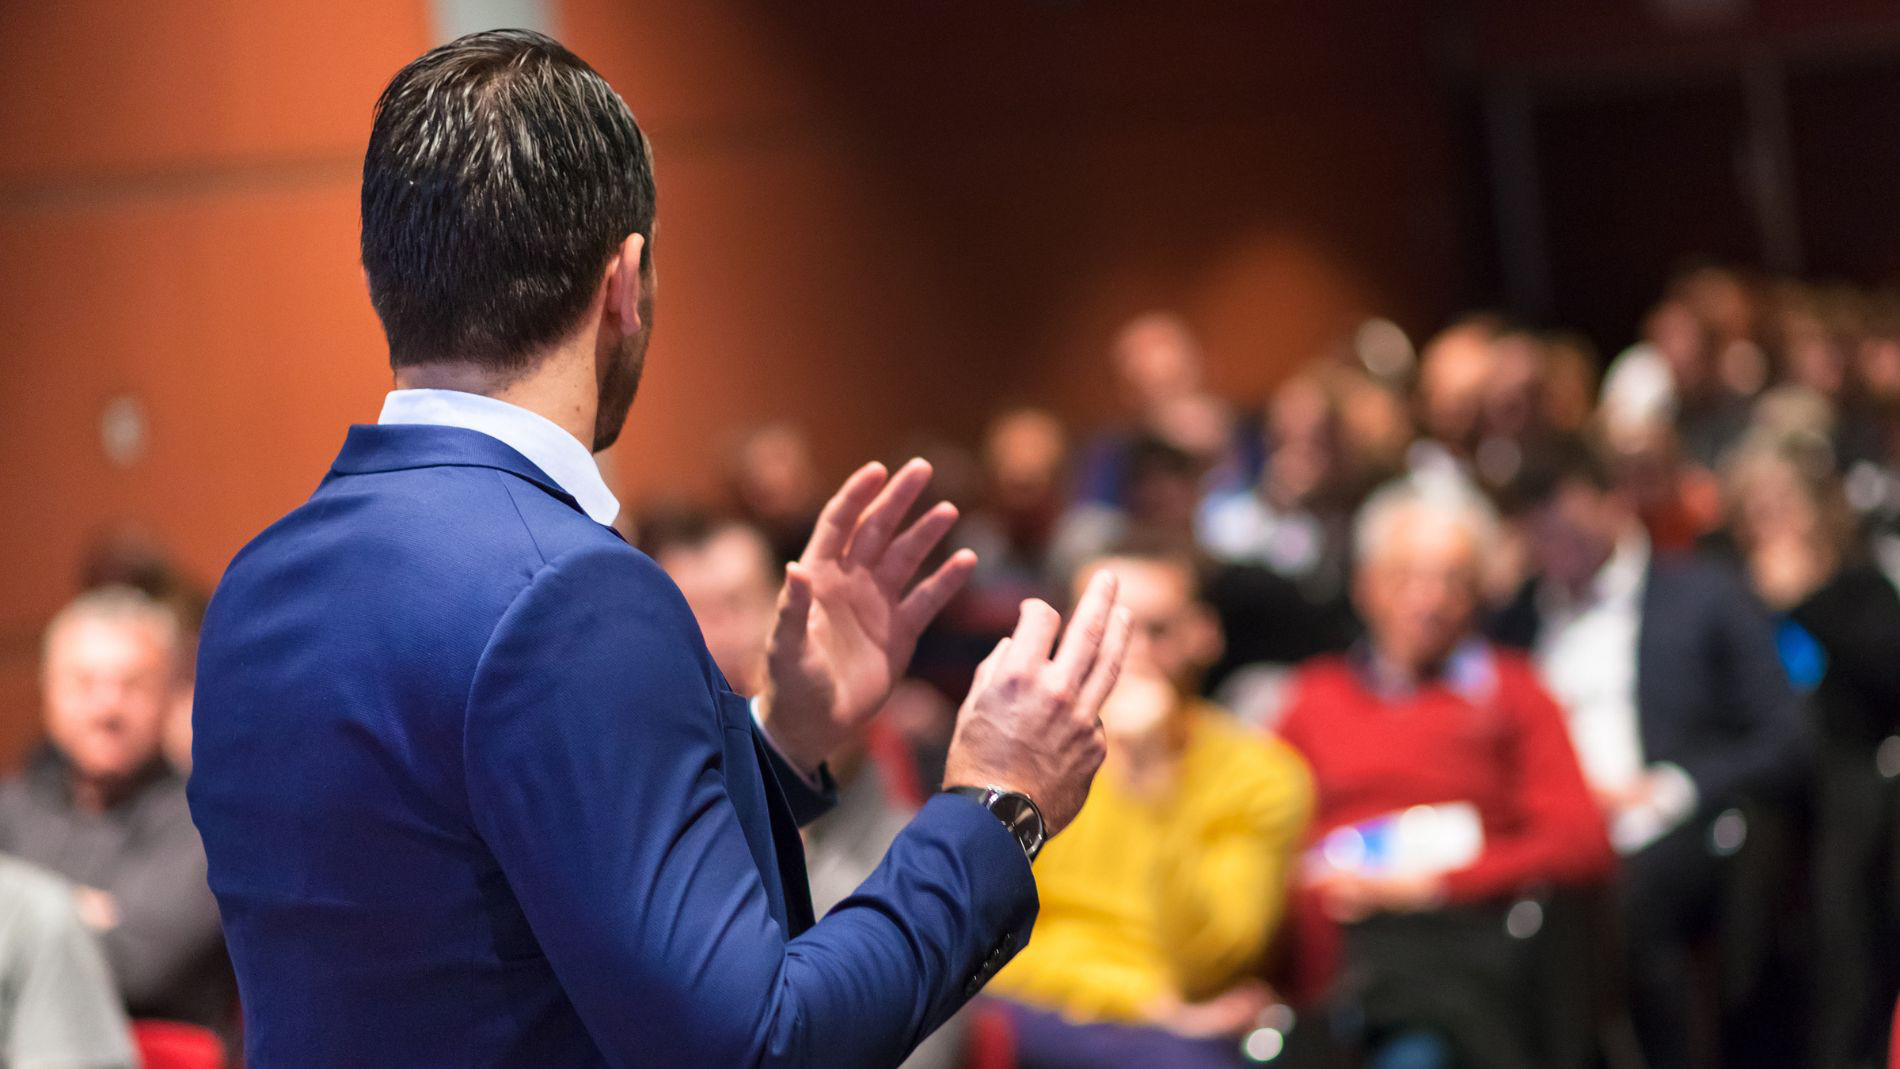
[189,425,1037,1067]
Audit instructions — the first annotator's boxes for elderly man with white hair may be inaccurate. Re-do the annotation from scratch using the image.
[1276,476,1611,1069]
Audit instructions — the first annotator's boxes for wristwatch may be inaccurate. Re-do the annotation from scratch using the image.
[943,785,1046,862]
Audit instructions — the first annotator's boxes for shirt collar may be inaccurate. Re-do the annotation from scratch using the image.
[1349,637,1498,705]
[1595,530,1650,602]
[377,389,621,526]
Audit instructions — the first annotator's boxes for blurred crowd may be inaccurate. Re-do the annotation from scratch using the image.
[5,261,1900,1068]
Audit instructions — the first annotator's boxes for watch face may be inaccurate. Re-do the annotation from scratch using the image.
[990,791,1045,855]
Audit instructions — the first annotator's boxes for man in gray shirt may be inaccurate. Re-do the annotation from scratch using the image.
[0,588,231,1034]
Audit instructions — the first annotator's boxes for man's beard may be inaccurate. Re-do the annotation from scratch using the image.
[591,327,648,453]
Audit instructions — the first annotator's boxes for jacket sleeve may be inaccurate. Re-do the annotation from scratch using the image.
[1440,668,1613,903]
[1679,568,1811,805]
[462,545,1037,1069]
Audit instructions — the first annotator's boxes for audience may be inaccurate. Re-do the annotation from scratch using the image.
[1071,313,1254,510]
[984,548,1312,1069]
[1199,369,1356,608]
[1494,435,1809,1069]
[1278,477,1612,1068]
[0,852,137,1068]
[0,587,233,1036]
[12,262,1900,1066]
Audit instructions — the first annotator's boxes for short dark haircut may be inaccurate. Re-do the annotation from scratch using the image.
[361,29,656,371]
[1495,432,1615,515]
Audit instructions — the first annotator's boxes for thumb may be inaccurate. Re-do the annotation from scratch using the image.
[771,562,815,658]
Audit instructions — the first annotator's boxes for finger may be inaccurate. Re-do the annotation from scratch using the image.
[1005,598,1064,671]
[896,548,977,637]
[802,462,889,562]
[1073,605,1133,720]
[768,561,816,660]
[1048,570,1119,693]
[843,458,934,568]
[970,635,1012,693]
[874,501,959,588]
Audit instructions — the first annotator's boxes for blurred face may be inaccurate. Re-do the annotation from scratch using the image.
[1356,510,1480,675]
[43,616,175,786]
[1267,378,1339,507]
[1646,300,1708,391]
[737,426,818,523]
[1733,455,1819,550]
[1527,481,1623,593]
[1858,337,1900,404]
[1113,315,1203,413]
[1482,334,1544,440]
[1418,327,1494,451]
[661,528,779,694]
[984,409,1066,516]
[1074,557,1216,699]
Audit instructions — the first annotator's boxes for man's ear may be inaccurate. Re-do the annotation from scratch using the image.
[604,232,647,333]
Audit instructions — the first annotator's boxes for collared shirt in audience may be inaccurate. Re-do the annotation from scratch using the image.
[987,702,1311,1021]
[1533,533,1697,853]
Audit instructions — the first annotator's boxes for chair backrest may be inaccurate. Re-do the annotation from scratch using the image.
[133,1019,226,1069]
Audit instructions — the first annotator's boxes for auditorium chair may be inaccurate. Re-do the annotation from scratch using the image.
[133,1019,225,1069]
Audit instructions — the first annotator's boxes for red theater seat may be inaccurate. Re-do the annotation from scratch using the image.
[133,1020,225,1069]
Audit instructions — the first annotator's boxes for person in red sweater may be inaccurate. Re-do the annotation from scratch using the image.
[1278,475,1613,1069]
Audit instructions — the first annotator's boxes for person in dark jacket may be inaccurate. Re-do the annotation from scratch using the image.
[1492,435,1809,1069]
[1723,429,1900,1069]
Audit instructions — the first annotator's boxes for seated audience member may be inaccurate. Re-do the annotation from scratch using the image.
[1278,477,1612,1069]
[0,852,137,1069]
[1492,436,1808,1069]
[1049,434,1208,587]
[1407,316,1499,487]
[1199,370,1355,607]
[986,548,1313,1069]
[1072,313,1252,509]
[0,588,233,1033]
[1723,431,1900,1069]
[960,407,1070,615]
[643,511,781,695]
[725,422,824,566]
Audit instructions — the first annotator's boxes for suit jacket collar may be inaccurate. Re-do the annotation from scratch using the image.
[327,424,586,517]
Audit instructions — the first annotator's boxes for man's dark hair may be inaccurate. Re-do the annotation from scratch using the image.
[1495,432,1615,516]
[361,29,655,371]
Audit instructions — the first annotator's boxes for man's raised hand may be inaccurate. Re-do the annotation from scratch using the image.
[941,570,1133,836]
[758,459,975,775]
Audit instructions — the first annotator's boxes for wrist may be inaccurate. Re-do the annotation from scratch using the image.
[752,692,828,780]
[942,784,1046,862]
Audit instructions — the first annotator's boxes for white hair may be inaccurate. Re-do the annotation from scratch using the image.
[42,585,182,668]
[1353,472,1501,568]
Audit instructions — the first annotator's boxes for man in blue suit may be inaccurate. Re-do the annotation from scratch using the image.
[188,30,1131,1068]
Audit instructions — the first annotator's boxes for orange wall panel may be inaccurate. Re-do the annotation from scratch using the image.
[0,1,430,180]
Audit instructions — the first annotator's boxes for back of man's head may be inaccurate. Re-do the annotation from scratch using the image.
[361,29,655,372]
